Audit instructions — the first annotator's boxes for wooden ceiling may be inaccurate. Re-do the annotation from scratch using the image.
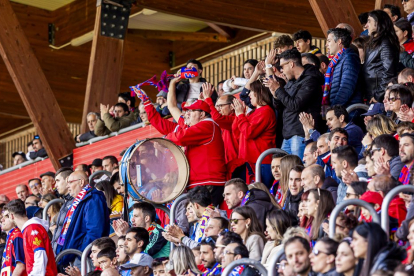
[0,0,377,135]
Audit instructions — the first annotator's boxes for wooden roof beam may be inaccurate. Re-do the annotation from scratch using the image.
[135,0,325,37]
[0,0,76,170]
[206,23,236,39]
[308,0,363,38]
[128,29,229,42]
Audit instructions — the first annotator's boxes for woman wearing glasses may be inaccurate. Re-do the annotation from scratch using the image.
[387,84,413,124]
[261,209,291,269]
[306,188,335,243]
[344,181,368,217]
[335,238,357,276]
[229,206,266,261]
[309,237,339,276]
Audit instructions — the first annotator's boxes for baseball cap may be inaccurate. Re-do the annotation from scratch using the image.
[12,151,27,160]
[88,158,103,169]
[181,100,211,113]
[156,91,167,98]
[361,103,384,116]
[40,171,55,179]
[121,253,153,270]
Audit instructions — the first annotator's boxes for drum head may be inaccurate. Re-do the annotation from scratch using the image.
[126,138,189,204]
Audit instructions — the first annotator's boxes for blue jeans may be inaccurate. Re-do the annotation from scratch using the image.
[281,136,306,160]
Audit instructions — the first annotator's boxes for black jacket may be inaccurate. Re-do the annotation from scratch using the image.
[175,78,217,108]
[274,64,323,140]
[78,131,96,142]
[362,39,399,102]
[246,189,278,229]
[283,190,304,226]
[317,268,340,276]
[52,193,74,254]
[29,147,47,159]
[370,242,406,274]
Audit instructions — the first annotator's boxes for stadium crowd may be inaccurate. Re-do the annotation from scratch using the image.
[8,3,414,276]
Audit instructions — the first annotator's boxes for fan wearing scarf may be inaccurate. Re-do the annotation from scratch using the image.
[0,207,26,276]
[55,171,110,268]
[323,27,361,109]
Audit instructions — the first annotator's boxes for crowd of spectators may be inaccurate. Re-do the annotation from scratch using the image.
[7,3,414,276]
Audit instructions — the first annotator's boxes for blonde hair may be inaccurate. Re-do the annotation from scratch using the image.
[171,246,201,275]
[282,226,311,244]
[366,114,396,138]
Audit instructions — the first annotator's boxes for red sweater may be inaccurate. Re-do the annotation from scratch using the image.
[232,105,276,166]
[169,118,227,188]
[205,98,241,168]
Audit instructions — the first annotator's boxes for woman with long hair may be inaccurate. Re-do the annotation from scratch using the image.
[223,59,258,94]
[351,223,388,276]
[300,190,313,234]
[363,114,397,149]
[171,246,202,276]
[230,206,266,261]
[232,79,276,186]
[394,19,414,55]
[39,193,61,234]
[362,9,400,103]
[261,209,291,268]
[352,36,369,64]
[306,188,335,242]
[95,180,123,214]
[336,238,357,276]
[278,155,303,207]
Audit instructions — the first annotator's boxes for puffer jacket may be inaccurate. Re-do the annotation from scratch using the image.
[274,64,324,140]
[329,48,362,107]
[245,189,278,229]
[363,39,399,102]
[369,242,406,274]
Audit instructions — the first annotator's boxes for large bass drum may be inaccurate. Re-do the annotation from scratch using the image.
[119,138,189,204]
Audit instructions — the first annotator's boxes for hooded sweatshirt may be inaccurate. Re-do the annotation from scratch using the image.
[21,217,57,276]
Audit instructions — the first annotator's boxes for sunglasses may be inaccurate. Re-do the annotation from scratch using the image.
[345,192,358,197]
[312,248,330,256]
[205,236,216,244]
[230,218,246,224]
[388,97,400,102]
[403,0,410,3]
[276,263,286,270]
[370,148,381,155]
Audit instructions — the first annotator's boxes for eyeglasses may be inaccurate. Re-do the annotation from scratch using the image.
[67,179,82,184]
[230,218,246,224]
[336,224,345,230]
[370,148,381,155]
[312,248,330,256]
[388,97,400,102]
[345,192,358,198]
[205,236,216,244]
[223,250,236,256]
[29,183,40,189]
[276,263,286,270]
[403,0,410,3]
[215,103,231,109]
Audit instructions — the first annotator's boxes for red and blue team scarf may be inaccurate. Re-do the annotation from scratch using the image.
[129,71,175,97]
[195,205,215,243]
[270,181,284,205]
[322,48,345,105]
[203,263,221,276]
[240,190,251,206]
[225,265,245,276]
[57,184,92,246]
[1,227,20,275]
[399,163,413,185]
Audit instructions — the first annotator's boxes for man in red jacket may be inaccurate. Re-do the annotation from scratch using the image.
[167,77,227,206]
[202,83,244,178]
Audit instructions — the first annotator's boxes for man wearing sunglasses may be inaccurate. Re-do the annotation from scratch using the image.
[371,134,404,181]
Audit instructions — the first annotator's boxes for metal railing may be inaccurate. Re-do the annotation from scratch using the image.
[329,199,379,238]
[222,258,268,276]
[89,170,112,183]
[346,103,369,114]
[55,249,82,267]
[81,242,93,276]
[0,157,45,175]
[43,199,65,220]
[255,148,288,183]
[268,249,285,276]
[169,193,188,251]
[381,185,414,236]
[153,203,171,218]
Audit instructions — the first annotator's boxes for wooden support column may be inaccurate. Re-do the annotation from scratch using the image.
[81,5,126,133]
[0,0,75,170]
[308,0,363,38]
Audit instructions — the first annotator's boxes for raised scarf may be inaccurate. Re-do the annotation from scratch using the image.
[322,48,345,105]
[1,227,20,275]
[57,184,92,246]
[195,205,214,243]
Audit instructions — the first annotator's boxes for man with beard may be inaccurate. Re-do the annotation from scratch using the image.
[284,236,316,276]
[199,237,220,275]
[399,133,414,184]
